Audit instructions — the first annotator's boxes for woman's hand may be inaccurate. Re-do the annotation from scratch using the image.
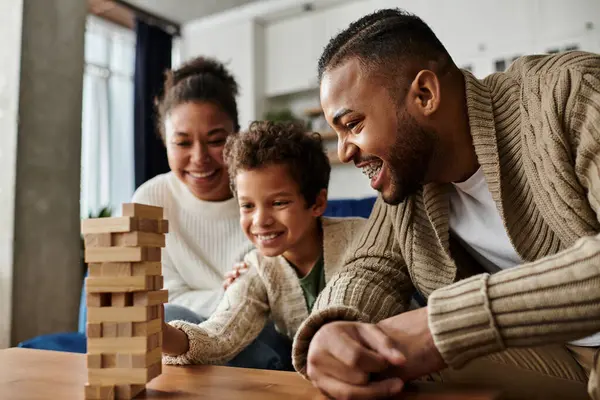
[223,261,249,289]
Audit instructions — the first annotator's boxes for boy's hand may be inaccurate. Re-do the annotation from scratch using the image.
[162,321,190,356]
[223,261,249,289]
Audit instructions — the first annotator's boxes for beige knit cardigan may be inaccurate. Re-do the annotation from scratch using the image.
[163,217,366,365]
[292,52,600,388]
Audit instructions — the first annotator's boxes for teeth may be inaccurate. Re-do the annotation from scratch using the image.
[361,161,383,179]
[189,170,215,178]
[257,233,279,241]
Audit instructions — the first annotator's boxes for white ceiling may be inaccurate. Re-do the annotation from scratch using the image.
[122,0,262,24]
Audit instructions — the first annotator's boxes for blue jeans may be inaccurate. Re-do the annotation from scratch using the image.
[164,304,293,371]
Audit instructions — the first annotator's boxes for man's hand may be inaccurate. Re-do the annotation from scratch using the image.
[306,321,406,399]
[223,261,248,289]
[376,307,447,382]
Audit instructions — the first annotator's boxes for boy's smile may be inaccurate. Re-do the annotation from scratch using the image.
[235,163,326,266]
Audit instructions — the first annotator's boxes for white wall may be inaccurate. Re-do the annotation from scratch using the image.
[181,0,600,199]
[0,0,23,349]
[182,19,258,128]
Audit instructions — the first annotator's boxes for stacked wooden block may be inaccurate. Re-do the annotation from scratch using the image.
[81,203,168,400]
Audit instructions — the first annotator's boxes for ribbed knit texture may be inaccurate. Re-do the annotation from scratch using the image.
[132,172,253,318]
[292,52,600,396]
[162,217,366,365]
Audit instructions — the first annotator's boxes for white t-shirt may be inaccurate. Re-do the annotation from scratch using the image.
[449,167,600,347]
[132,172,253,318]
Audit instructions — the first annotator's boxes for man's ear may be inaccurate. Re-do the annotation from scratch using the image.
[311,189,328,217]
[407,70,441,117]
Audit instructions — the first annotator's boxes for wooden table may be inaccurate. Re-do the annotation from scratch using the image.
[0,348,500,399]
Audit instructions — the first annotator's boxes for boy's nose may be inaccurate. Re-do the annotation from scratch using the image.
[253,209,274,227]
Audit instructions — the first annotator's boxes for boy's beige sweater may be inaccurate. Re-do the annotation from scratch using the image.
[163,217,366,365]
[292,52,600,395]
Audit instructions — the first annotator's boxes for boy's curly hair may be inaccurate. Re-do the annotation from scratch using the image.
[224,121,331,207]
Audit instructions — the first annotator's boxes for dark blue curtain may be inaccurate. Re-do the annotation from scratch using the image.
[134,19,172,188]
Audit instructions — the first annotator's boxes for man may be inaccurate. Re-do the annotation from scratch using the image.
[291,8,600,400]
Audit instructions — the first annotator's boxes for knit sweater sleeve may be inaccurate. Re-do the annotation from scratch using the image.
[428,66,600,368]
[162,264,269,365]
[292,198,414,374]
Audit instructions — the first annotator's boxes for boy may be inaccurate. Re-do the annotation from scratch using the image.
[161,121,366,366]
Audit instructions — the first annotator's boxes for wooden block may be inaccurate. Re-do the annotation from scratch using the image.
[87,363,162,385]
[101,322,118,338]
[84,383,115,400]
[133,290,168,306]
[112,231,165,248]
[158,304,164,321]
[149,305,160,320]
[158,219,169,234]
[102,354,117,368]
[84,233,112,248]
[85,247,161,263]
[88,263,103,277]
[86,276,153,293]
[87,354,102,369]
[82,216,164,234]
[87,293,111,307]
[114,384,145,400]
[101,262,133,277]
[81,217,136,234]
[87,336,155,354]
[148,333,160,350]
[139,347,162,368]
[122,203,163,220]
[92,262,161,278]
[148,362,162,381]
[153,275,164,290]
[131,262,161,276]
[116,353,131,369]
[111,292,133,307]
[88,306,157,323]
[87,323,102,338]
[137,218,158,233]
[132,319,161,337]
[115,347,161,368]
[117,322,133,337]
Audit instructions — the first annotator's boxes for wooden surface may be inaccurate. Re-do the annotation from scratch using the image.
[0,348,500,400]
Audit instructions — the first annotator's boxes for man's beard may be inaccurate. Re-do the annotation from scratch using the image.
[382,112,437,205]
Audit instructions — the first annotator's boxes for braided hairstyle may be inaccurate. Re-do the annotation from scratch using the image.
[318,8,454,83]
[156,57,240,141]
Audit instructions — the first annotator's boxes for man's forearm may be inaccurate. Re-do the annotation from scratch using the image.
[428,233,600,367]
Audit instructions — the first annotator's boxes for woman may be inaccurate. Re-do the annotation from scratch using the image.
[132,57,290,370]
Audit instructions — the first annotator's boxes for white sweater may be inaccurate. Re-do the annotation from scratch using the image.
[132,172,253,318]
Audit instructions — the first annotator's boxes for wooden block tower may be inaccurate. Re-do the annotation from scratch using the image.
[81,203,169,400]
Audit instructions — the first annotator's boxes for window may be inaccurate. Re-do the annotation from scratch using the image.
[494,59,507,72]
[494,54,522,72]
[81,16,135,218]
[546,44,579,54]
